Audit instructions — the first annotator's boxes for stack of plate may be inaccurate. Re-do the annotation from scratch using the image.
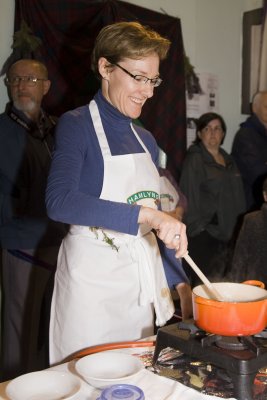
[6,370,81,400]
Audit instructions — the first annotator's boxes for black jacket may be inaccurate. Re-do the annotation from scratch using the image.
[179,143,246,241]
[231,115,267,210]
[0,104,67,248]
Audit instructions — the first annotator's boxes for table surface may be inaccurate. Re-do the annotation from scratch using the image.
[0,347,237,400]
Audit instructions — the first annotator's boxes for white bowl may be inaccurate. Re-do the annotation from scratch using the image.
[75,351,144,388]
[6,370,81,400]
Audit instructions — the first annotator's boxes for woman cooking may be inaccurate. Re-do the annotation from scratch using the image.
[46,21,188,364]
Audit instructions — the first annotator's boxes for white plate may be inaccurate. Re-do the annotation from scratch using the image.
[6,370,81,400]
[75,351,144,388]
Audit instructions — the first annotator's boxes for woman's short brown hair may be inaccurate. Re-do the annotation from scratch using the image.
[91,21,171,79]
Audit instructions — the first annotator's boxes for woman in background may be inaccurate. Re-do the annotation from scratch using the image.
[179,112,246,287]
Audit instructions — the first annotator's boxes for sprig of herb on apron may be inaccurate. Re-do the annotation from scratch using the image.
[89,227,119,252]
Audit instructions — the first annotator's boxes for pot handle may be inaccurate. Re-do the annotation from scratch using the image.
[242,280,265,289]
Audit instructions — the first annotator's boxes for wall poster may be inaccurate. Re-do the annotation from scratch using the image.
[186,72,219,148]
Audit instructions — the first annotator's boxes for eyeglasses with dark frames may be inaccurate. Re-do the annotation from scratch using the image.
[5,76,48,87]
[111,63,162,87]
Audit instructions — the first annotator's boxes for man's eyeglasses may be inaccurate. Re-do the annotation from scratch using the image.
[5,76,47,87]
[112,63,162,87]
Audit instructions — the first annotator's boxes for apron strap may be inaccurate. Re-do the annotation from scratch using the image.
[130,123,149,153]
[89,99,150,156]
[89,100,111,157]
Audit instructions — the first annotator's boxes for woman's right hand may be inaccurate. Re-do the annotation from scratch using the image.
[138,207,188,258]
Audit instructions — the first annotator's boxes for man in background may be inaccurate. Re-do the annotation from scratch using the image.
[0,59,66,380]
[230,175,267,286]
[232,91,267,211]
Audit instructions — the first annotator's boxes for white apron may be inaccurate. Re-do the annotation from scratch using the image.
[160,175,179,212]
[49,100,174,364]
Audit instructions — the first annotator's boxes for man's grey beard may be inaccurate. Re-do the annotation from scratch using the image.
[13,98,37,114]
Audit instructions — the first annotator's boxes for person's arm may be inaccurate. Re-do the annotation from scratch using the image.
[179,152,206,234]
[0,174,21,225]
[0,134,29,225]
[232,128,267,186]
[46,110,141,235]
[157,238,192,319]
[230,215,252,282]
[175,282,193,320]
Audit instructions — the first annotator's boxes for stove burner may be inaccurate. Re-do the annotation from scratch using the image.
[153,321,267,400]
[215,336,248,351]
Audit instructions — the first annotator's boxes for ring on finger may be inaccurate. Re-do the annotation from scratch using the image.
[174,234,181,240]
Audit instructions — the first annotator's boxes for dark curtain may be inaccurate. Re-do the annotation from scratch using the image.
[14,0,186,179]
[258,0,267,90]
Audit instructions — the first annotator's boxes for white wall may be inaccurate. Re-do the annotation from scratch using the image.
[0,0,263,151]
[196,0,244,151]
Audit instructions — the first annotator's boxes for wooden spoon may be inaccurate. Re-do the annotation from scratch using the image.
[183,252,225,301]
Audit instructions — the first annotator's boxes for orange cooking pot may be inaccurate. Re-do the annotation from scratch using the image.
[192,280,267,336]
